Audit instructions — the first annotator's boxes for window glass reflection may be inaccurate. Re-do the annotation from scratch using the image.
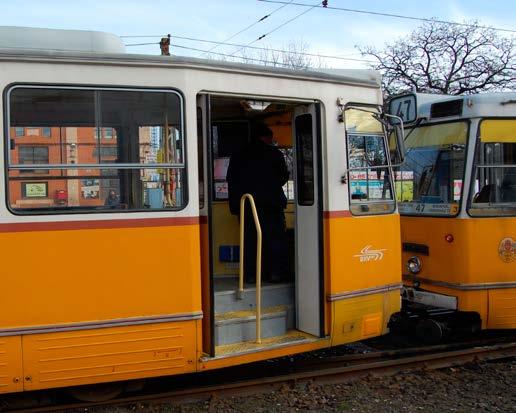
[8,87,186,213]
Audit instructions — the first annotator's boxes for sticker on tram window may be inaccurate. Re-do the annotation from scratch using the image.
[398,202,459,215]
[214,181,228,200]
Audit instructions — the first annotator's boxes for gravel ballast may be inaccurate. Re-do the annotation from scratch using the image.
[77,359,515,413]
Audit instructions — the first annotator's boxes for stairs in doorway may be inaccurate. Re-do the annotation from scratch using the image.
[214,277,294,346]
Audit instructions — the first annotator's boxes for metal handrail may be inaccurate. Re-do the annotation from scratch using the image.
[238,193,263,344]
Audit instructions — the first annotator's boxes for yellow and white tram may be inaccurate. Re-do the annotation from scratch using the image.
[388,92,516,340]
[0,27,403,394]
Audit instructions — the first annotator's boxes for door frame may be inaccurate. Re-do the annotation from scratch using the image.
[197,93,216,357]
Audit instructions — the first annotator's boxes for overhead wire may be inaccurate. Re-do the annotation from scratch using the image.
[169,43,301,67]
[124,35,375,63]
[228,0,323,57]
[123,41,295,66]
[205,0,294,53]
[257,0,516,34]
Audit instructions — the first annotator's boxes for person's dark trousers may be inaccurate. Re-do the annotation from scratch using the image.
[241,208,288,284]
[242,208,258,283]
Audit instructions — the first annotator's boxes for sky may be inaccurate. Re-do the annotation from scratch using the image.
[0,0,514,69]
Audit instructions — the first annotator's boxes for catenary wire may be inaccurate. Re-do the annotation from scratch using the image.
[124,35,375,63]
[205,0,294,53]
[125,41,300,67]
[170,43,305,67]
[257,0,516,34]
[229,1,322,56]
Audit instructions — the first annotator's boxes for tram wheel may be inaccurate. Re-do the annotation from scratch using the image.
[415,319,445,344]
[67,382,124,402]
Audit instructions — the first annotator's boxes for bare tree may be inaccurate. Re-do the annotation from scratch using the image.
[359,20,515,96]
[238,41,325,70]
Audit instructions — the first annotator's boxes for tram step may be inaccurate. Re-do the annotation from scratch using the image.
[214,305,290,346]
[214,281,294,314]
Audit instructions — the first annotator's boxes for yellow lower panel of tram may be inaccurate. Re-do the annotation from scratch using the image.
[21,320,198,391]
[488,289,516,329]
[331,290,400,346]
[0,336,23,394]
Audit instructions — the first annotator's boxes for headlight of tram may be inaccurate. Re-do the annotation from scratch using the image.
[407,256,422,274]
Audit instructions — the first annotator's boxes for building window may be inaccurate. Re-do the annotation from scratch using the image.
[15,127,24,137]
[18,146,49,174]
[7,86,186,213]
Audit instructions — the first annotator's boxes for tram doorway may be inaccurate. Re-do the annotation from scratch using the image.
[197,94,323,357]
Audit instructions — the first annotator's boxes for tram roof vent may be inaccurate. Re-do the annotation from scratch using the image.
[430,98,463,119]
[0,26,126,54]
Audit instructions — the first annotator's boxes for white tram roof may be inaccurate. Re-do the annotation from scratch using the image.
[0,26,381,88]
[414,92,516,120]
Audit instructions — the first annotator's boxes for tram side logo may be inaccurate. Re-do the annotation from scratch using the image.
[354,245,387,263]
[498,237,516,263]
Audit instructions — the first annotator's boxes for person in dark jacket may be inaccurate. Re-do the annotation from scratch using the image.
[226,122,289,283]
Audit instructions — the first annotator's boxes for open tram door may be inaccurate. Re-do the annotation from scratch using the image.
[293,103,324,337]
[197,93,325,359]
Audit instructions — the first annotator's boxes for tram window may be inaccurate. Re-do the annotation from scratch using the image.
[197,107,205,209]
[295,114,314,206]
[345,107,394,215]
[280,148,295,201]
[6,86,186,213]
[469,119,516,216]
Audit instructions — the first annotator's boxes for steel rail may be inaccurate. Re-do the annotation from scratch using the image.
[8,341,515,413]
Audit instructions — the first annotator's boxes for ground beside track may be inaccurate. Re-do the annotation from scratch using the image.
[65,359,515,413]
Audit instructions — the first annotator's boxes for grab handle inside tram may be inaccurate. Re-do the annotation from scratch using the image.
[238,193,263,344]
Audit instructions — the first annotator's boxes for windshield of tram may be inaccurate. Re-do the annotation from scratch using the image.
[394,122,468,216]
[469,119,516,216]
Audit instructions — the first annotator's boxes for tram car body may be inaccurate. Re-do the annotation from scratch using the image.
[0,27,402,394]
[388,92,516,339]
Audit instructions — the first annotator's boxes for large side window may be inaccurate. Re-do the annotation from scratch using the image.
[7,87,186,213]
[468,119,516,217]
[345,106,394,215]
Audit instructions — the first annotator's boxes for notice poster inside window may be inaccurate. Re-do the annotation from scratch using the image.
[214,181,228,199]
[23,182,47,198]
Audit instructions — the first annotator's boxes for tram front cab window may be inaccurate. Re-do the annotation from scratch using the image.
[6,86,186,213]
[394,122,467,216]
[469,119,516,216]
[344,106,395,215]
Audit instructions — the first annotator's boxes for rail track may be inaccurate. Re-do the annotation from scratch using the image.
[2,338,515,413]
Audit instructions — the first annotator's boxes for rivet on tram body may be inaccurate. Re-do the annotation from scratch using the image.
[445,234,454,243]
[13,377,20,383]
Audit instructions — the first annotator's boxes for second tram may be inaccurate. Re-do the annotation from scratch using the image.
[388,92,516,341]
